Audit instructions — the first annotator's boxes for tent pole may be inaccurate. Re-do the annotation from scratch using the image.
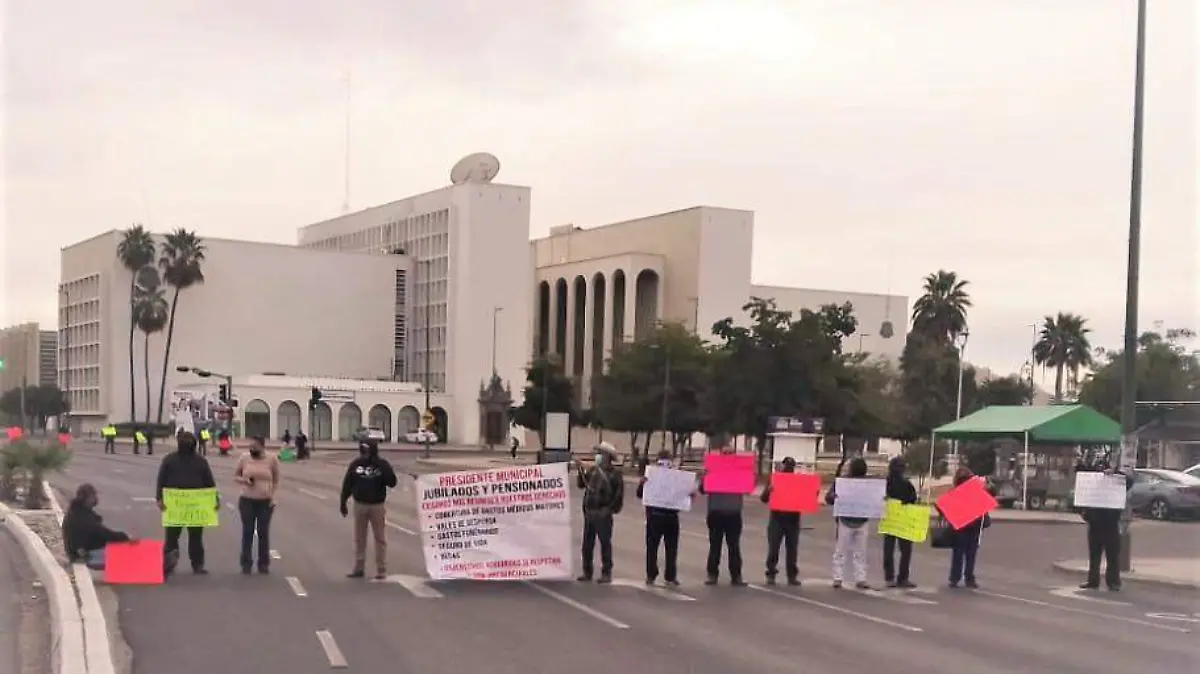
[927,431,937,500]
[1022,431,1030,510]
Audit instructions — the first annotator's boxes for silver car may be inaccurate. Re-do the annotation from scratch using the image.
[1128,469,1200,521]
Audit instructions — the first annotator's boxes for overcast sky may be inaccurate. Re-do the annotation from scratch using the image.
[1,0,1196,380]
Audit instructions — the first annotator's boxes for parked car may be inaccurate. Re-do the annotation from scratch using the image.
[404,429,437,444]
[1183,463,1200,479]
[1128,469,1200,521]
[353,426,386,443]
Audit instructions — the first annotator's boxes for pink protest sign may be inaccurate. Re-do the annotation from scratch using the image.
[936,477,999,530]
[5,427,22,440]
[702,453,756,494]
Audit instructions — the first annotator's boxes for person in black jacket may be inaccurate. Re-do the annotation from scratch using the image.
[62,483,133,570]
[156,431,218,575]
[1076,460,1134,591]
[760,456,802,586]
[339,439,398,580]
[576,443,624,583]
[883,456,918,588]
[946,467,991,589]
[637,449,686,586]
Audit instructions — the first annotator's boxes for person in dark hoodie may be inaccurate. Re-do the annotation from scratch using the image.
[946,466,991,589]
[759,456,802,586]
[62,483,135,570]
[637,449,687,586]
[1076,459,1133,591]
[882,456,918,588]
[339,439,398,580]
[824,457,872,589]
[576,442,624,583]
[156,431,218,575]
[698,446,747,586]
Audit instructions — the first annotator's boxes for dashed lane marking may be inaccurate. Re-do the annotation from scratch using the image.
[796,579,937,605]
[270,549,282,560]
[748,584,925,632]
[525,582,631,629]
[609,578,697,601]
[315,630,349,668]
[298,488,328,500]
[386,522,417,536]
[286,577,308,597]
[1048,586,1132,606]
[975,590,1191,633]
[131,497,156,502]
[379,574,444,598]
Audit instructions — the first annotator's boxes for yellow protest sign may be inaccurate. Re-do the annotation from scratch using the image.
[161,488,220,528]
[877,499,931,543]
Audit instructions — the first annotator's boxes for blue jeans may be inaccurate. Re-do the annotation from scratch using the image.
[238,497,274,570]
[949,542,978,584]
[85,549,106,571]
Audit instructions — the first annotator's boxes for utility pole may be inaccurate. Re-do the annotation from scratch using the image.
[19,376,27,433]
[659,343,671,457]
[952,331,969,463]
[61,286,70,435]
[1116,0,1148,573]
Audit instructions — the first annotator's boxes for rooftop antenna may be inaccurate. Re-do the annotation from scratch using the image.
[341,69,351,214]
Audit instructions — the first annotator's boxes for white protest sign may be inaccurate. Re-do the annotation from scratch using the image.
[641,466,696,512]
[1073,472,1127,509]
[174,409,195,435]
[832,478,887,519]
[416,463,572,581]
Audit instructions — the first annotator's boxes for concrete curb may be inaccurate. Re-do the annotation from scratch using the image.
[0,501,86,674]
[991,515,1083,526]
[1051,560,1200,590]
[45,483,117,674]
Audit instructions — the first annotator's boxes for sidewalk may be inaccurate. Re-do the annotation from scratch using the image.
[1052,557,1200,589]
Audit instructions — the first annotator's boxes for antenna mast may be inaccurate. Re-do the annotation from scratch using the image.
[342,70,351,214]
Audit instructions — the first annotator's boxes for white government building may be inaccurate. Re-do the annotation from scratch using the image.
[57,154,906,445]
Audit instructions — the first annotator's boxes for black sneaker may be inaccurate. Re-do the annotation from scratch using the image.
[1079,581,1100,590]
[964,580,979,589]
[347,570,366,579]
[664,579,680,587]
[1107,584,1121,592]
[786,577,801,587]
[704,575,718,586]
[885,579,897,588]
[730,578,747,587]
[576,574,592,582]
[192,567,208,575]
[241,566,252,575]
[645,577,656,586]
[897,580,917,589]
[597,574,612,584]
[765,575,777,585]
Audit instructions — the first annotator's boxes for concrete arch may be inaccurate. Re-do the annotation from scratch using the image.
[431,406,448,444]
[553,278,568,356]
[571,275,587,381]
[590,272,607,377]
[311,401,333,441]
[611,269,627,345]
[536,281,551,356]
[368,404,392,441]
[338,402,363,440]
[277,400,302,438]
[244,399,270,439]
[634,269,660,339]
[398,405,421,435]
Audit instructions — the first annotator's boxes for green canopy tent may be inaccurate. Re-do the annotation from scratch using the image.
[929,405,1121,506]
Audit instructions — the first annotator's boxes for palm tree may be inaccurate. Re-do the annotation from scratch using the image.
[155,229,206,424]
[133,282,169,423]
[116,226,156,422]
[910,270,972,343]
[1033,312,1094,403]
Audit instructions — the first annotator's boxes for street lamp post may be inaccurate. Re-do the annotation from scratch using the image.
[59,286,70,434]
[952,331,970,463]
[858,333,872,353]
[1116,0,1148,573]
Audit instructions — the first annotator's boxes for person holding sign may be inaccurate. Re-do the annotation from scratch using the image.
[234,436,280,575]
[576,443,624,584]
[945,467,991,589]
[155,432,218,575]
[824,458,873,590]
[637,449,691,586]
[1075,461,1133,591]
[62,483,135,570]
[883,456,918,588]
[759,457,802,586]
[698,447,748,586]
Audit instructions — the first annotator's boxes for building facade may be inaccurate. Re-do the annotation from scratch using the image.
[297,182,533,447]
[0,322,58,392]
[59,232,409,434]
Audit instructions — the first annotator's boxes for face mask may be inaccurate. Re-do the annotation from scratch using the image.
[594,453,604,464]
[250,449,264,458]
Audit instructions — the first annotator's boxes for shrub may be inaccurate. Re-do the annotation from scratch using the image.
[21,442,72,509]
[0,441,33,503]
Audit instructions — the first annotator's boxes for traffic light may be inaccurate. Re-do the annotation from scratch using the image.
[218,384,228,402]
[308,387,323,411]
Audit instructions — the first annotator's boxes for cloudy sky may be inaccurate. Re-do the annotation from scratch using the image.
[1,0,1196,379]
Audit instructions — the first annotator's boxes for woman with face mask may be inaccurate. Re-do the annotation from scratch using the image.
[61,483,134,571]
[233,436,280,574]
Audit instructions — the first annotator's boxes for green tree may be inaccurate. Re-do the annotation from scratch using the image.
[898,330,967,440]
[1033,312,1094,402]
[510,356,576,449]
[156,229,206,424]
[133,281,169,423]
[0,385,70,430]
[970,375,1034,410]
[116,225,156,422]
[1078,328,1200,426]
[910,270,971,343]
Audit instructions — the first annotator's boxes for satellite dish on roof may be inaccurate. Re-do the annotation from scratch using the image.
[450,153,500,184]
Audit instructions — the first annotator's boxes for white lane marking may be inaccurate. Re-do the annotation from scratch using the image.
[609,578,696,601]
[298,487,328,500]
[315,630,349,668]
[386,522,417,536]
[269,549,282,560]
[131,497,156,503]
[1145,612,1200,623]
[748,584,924,633]
[112,468,124,474]
[976,590,1191,633]
[1049,586,1132,606]
[797,579,937,605]
[381,574,444,598]
[524,582,631,629]
[286,577,308,598]
[224,502,236,511]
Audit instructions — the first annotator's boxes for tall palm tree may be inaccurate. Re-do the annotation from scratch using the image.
[133,283,169,423]
[910,270,972,343]
[116,225,156,422]
[1033,312,1094,403]
[155,229,206,424]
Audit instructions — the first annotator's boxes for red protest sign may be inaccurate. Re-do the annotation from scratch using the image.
[702,453,755,494]
[935,478,998,530]
[57,433,71,445]
[104,541,165,585]
[768,472,821,513]
[5,427,22,440]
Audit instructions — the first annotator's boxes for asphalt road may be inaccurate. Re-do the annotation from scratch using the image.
[51,442,1200,674]
[1,526,51,674]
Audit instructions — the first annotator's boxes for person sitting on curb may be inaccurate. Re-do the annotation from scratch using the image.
[61,483,139,570]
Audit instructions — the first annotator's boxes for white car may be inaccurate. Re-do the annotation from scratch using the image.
[405,429,437,444]
[1183,464,1200,479]
[354,426,386,442]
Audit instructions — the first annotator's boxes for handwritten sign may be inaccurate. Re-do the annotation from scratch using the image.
[935,478,998,530]
[878,499,931,542]
[1073,472,1127,509]
[161,488,219,528]
[104,541,165,585]
[832,478,886,519]
[768,472,821,513]
[702,453,756,494]
[641,466,695,511]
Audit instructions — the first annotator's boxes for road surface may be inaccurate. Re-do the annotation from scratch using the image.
[51,442,1200,674]
[0,525,51,674]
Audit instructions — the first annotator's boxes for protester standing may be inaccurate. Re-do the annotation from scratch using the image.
[883,456,918,588]
[760,456,801,586]
[197,427,209,455]
[234,436,280,574]
[698,446,746,586]
[156,431,218,575]
[1076,461,1133,591]
[825,457,871,589]
[339,439,398,580]
[946,466,991,589]
[637,449,684,586]
[576,443,624,584]
[295,431,309,461]
[101,424,117,454]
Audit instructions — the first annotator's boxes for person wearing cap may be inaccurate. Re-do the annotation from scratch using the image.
[759,456,801,586]
[576,442,624,583]
[883,455,918,588]
[339,439,398,580]
[698,446,747,586]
